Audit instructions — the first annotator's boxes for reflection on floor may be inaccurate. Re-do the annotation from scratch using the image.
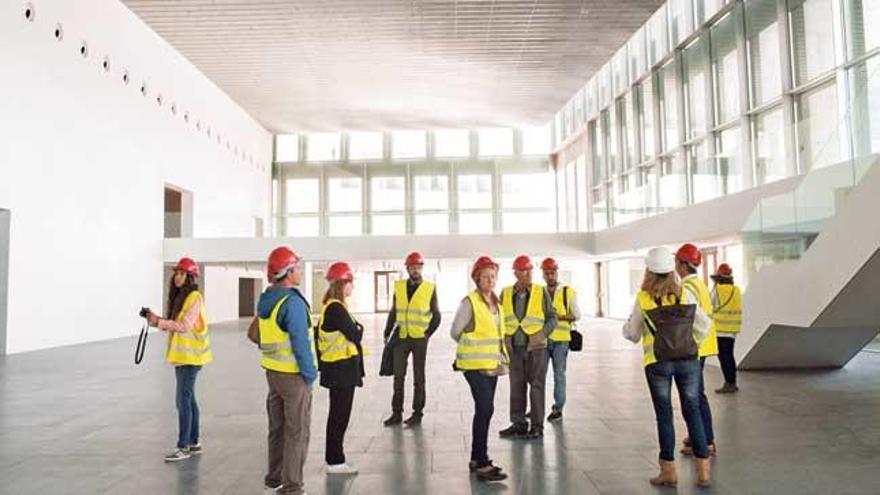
[1,316,879,494]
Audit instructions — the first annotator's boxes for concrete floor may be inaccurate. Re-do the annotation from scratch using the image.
[1,316,879,495]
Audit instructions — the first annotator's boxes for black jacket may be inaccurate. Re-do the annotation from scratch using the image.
[317,301,365,389]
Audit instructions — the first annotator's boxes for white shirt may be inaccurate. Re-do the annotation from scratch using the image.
[621,284,711,344]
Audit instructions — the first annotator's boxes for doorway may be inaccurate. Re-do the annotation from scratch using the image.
[0,209,9,355]
[595,261,605,318]
[164,185,193,238]
[374,271,401,313]
[238,278,260,317]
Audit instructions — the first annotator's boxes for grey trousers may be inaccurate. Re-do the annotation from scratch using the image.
[508,345,549,427]
[265,370,312,495]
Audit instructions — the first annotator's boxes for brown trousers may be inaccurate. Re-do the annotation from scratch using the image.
[265,370,312,495]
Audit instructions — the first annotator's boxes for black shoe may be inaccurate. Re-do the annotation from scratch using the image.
[526,425,544,439]
[383,413,402,426]
[499,423,528,438]
[404,413,422,426]
[469,460,502,473]
[475,464,508,482]
[547,410,563,422]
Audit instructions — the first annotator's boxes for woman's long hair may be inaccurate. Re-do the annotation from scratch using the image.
[322,280,347,305]
[167,273,199,319]
[641,270,681,302]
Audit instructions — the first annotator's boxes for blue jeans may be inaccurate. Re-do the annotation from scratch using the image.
[464,371,497,468]
[645,360,708,461]
[175,365,201,449]
[698,357,715,444]
[546,341,569,411]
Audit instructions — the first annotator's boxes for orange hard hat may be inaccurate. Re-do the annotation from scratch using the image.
[326,262,354,283]
[174,257,199,277]
[405,251,425,266]
[267,246,301,281]
[513,255,533,272]
[675,243,702,267]
[540,257,559,271]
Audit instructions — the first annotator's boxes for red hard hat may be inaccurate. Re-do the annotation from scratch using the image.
[471,256,499,280]
[676,243,702,267]
[326,262,354,283]
[174,257,199,277]
[267,246,301,281]
[715,263,733,277]
[540,257,559,272]
[405,251,425,266]
[513,255,533,272]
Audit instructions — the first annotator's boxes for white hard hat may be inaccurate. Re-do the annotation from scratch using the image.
[645,247,675,274]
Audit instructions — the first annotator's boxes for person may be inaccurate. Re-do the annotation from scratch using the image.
[675,243,719,458]
[710,263,742,394]
[450,256,509,482]
[257,247,318,495]
[317,262,364,475]
[383,251,442,427]
[145,257,212,462]
[623,247,713,488]
[540,257,580,423]
[498,255,557,439]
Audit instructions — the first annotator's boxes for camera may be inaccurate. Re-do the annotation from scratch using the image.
[139,307,151,318]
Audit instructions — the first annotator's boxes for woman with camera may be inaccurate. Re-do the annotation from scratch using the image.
[316,262,364,475]
[144,257,212,462]
[449,255,509,482]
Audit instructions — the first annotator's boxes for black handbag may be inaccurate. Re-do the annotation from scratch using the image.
[569,329,583,352]
[379,327,399,377]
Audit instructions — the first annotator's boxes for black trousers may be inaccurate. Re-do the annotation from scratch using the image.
[717,336,737,385]
[392,338,428,415]
[325,386,355,465]
[464,371,498,468]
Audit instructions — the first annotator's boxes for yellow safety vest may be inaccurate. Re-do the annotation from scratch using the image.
[636,291,686,367]
[548,285,576,342]
[683,276,719,357]
[317,299,361,363]
[165,291,212,366]
[455,292,509,371]
[394,280,435,339]
[259,294,317,374]
[712,284,743,334]
[501,284,545,336]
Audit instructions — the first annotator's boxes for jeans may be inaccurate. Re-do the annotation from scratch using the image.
[645,359,709,461]
[464,371,498,468]
[326,386,355,465]
[546,341,569,412]
[174,365,201,449]
[717,337,737,384]
[392,338,427,415]
[698,358,716,444]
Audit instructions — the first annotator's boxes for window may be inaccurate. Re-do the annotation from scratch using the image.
[622,94,637,169]
[328,216,362,236]
[597,65,612,109]
[638,80,657,160]
[711,13,741,125]
[502,212,556,233]
[574,89,586,126]
[349,131,383,160]
[457,175,492,209]
[847,57,880,162]
[754,106,791,184]
[747,0,783,106]
[556,166,568,231]
[690,139,723,203]
[668,0,694,47]
[565,161,577,230]
[521,125,551,155]
[415,213,449,234]
[501,173,554,209]
[285,178,319,213]
[790,0,836,86]
[648,5,670,66]
[458,213,493,234]
[576,157,589,232]
[370,176,405,211]
[612,170,646,226]
[478,128,514,156]
[275,134,299,162]
[327,177,362,212]
[844,0,880,59]
[434,129,470,158]
[660,61,680,151]
[586,79,598,117]
[605,109,621,176]
[592,185,609,231]
[285,217,319,237]
[612,46,629,95]
[371,215,405,235]
[629,28,647,82]
[307,133,341,161]
[414,176,449,210]
[695,0,726,25]
[590,120,606,184]
[659,152,689,210]
[392,130,426,159]
[684,36,710,139]
[717,125,745,195]
[796,82,841,171]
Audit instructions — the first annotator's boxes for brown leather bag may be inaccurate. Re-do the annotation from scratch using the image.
[247,317,260,345]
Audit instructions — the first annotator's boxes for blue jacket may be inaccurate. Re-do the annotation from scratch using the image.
[257,286,318,385]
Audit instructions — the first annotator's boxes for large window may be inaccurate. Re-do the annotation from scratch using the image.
[286,217,319,237]
[349,132,384,160]
[622,94,637,169]
[307,133,341,162]
[370,176,405,211]
[605,109,621,176]
[275,134,299,162]
[478,128,514,157]
[660,61,680,151]
[659,152,689,210]
[522,125,551,155]
[638,80,657,160]
[668,0,694,47]
[371,215,405,235]
[746,0,783,106]
[502,172,554,209]
[285,178,319,214]
[457,174,492,209]
[592,185,609,231]
[328,177,362,212]
[790,0,837,86]
[690,139,723,203]
[711,12,741,125]
[414,175,449,210]
[434,129,470,158]
[695,0,726,25]
[754,106,790,184]
[648,5,670,66]
[796,82,841,171]
[458,213,493,234]
[684,36,710,139]
[392,130,426,159]
[629,28,647,82]
[844,0,880,59]
[502,212,555,233]
[717,125,745,195]
[415,213,449,235]
[328,216,362,236]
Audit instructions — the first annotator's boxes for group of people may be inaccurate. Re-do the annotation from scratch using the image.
[144,242,742,493]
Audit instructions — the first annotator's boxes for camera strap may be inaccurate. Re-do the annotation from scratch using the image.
[134,319,149,365]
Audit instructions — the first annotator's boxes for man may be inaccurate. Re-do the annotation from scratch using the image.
[498,255,557,439]
[710,263,742,394]
[541,257,580,423]
[675,243,718,457]
[257,246,318,495]
[383,252,442,426]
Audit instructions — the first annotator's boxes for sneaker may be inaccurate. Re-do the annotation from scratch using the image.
[526,425,544,439]
[469,460,502,473]
[547,410,563,422]
[187,443,203,455]
[326,463,359,475]
[498,423,529,438]
[475,464,508,482]
[403,413,423,426]
[383,413,402,427]
[263,485,282,494]
[164,448,191,462]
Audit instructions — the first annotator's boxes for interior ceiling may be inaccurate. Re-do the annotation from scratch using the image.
[123,0,663,133]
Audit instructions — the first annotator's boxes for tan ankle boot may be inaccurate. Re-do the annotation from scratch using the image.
[649,460,677,487]
[696,457,712,488]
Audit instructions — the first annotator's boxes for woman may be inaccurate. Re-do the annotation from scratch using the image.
[622,247,712,487]
[449,255,509,482]
[145,257,212,462]
[317,261,364,475]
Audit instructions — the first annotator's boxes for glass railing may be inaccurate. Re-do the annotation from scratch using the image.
[741,59,880,279]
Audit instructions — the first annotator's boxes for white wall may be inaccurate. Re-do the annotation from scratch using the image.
[203,266,264,324]
[0,0,273,353]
